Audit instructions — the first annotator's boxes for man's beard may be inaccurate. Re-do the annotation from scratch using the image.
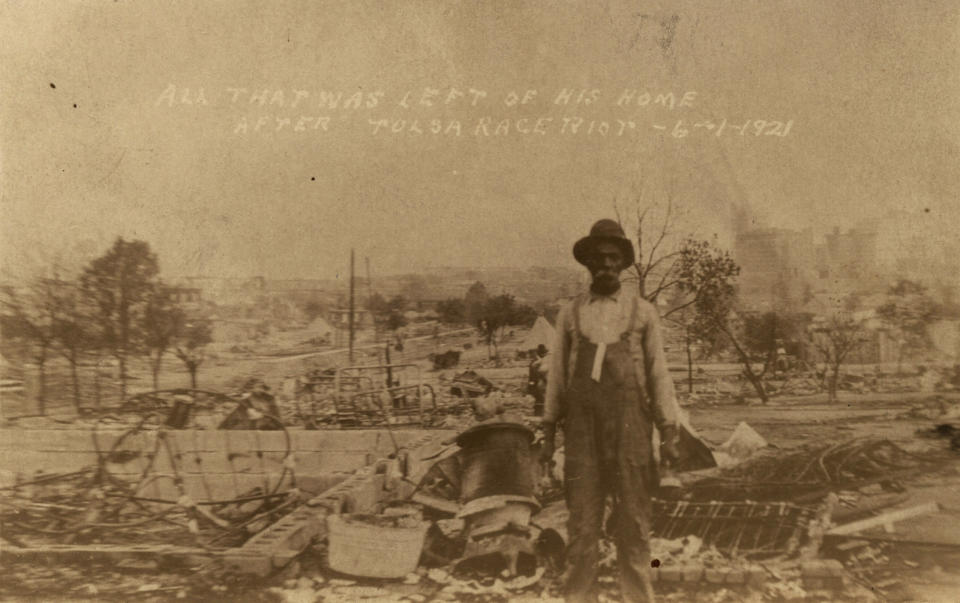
[590,271,621,296]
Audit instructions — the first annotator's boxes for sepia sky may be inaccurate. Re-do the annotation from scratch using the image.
[1,0,958,280]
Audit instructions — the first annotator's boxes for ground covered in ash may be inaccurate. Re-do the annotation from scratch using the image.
[3,334,960,602]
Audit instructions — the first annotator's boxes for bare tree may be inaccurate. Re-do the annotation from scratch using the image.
[50,281,94,411]
[174,320,213,391]
[616,196,685,303]
[80,238,160,401]
[670,244,778,403]
[811,315,868,402]
[143,286,186,391]
[0,279,59,414]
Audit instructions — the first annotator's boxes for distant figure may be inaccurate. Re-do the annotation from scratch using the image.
[527,344,549,416]
[774,339,789,373]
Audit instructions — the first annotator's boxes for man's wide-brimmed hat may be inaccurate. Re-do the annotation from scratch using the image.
[573,219,636,267]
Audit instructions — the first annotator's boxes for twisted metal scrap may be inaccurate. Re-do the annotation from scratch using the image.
[688,437,948,501]
[1,409,297,550]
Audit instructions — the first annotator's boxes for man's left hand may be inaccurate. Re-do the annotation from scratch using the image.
[660,425,681,465]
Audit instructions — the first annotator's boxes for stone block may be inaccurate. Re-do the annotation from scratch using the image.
[681,564,704,582]
[223,554,272,576]
[801,560,824,577]
[659,565,683,582]
[824,559,845,577]
[746,565,767,587]
[704,567,727,584]
[724,568,746,585]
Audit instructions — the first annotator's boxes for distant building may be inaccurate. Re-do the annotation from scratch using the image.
[822,227,880,281]
[327,308,374,330]
[734,227,817,310]
[735,225,894,312]
[167,286,202,305]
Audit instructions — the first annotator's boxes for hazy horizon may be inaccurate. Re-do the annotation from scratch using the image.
[2,0,958,281]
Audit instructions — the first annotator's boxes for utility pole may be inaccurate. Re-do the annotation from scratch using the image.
[365,256,373,301]
[366,256,375,342]
[349,249,355,364]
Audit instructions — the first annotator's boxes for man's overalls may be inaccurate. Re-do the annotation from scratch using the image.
[563,297,657,602]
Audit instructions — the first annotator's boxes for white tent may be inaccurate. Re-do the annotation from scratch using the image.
[522,316,556,351]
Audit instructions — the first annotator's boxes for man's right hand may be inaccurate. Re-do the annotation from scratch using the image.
[538,421,556,467]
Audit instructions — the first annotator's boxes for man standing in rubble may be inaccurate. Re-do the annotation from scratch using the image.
[540,219,680,602]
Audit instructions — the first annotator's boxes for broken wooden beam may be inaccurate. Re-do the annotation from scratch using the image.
[826,502,940,536]
[223,431,450,576]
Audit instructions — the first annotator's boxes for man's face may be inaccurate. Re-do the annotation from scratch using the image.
[587,241,625,294]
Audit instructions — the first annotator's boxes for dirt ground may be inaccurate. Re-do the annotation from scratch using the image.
[3,334,960,602]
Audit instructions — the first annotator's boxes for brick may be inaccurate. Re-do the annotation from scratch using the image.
[801,560,825,577]
[823,559,845,577]
[223,554,272,576]
[226,431,448,576]
[682,564,704,582]
[22,429,94,452]
[197,430,228,451]
[704,567,727,584]
[315,451,375,472]
[659,565,683,582]
[298,474,348,496]
[250,431,289,452]
[0,450,94,476]
[220,430,258,452]
[725,568,746,585]
[185,451,237,474]
[746,565,767,587]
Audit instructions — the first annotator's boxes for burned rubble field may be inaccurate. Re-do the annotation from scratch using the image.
[2,347,960,602]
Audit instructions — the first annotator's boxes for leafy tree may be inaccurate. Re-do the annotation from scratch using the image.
[368,293,407,337]
[464,282,489,325]
[436,298,466,324]
[532,300,561,325]
[80,238,160,401]
[671,241,775,403]
[478,294,535,359]
[0,278,60,413]
[742,311,812,375]
[810,315,868,402]
[301,300,324,321]
[512,303,538,328]
[386,310,407,332]
[664,287,725,393]
[142,286,186,391]
[367,292,389,315]
[50,280,96,410]
[387,295,408,313]
[174,319,213,390]
[877,279,940,372]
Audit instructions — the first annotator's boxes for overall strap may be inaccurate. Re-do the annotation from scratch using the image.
[571,294,585,345]
[620,294,641,341]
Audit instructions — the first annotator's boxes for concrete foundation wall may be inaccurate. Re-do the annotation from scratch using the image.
[0,429,454,501]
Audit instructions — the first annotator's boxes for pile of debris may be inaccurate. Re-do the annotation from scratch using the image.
[685,437,951,502]
[0,415,301,554]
